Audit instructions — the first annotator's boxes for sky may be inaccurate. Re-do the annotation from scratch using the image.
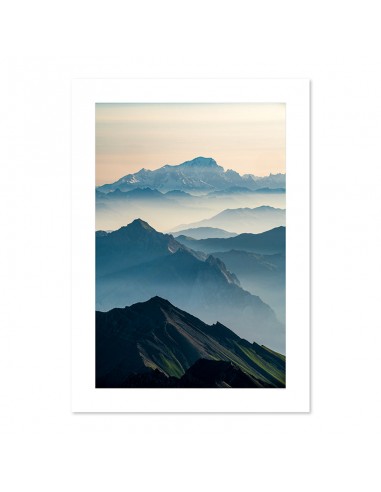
[96,103,285,186]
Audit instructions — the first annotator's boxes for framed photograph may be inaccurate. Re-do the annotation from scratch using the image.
[71,79,310,412]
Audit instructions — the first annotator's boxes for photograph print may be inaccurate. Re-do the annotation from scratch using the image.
[95,103,286,389]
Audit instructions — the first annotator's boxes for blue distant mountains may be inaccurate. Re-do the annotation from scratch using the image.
[95,157,287,385]
[172,227,237,240]
[97,156,286,193]
[96,219,285,353]
[170,206,285,234]
[174,226,285,255]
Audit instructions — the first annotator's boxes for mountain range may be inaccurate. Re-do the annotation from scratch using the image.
[207,186,285,196]
[96,187,173,204]
[209,250,285,323]
[170,206,285,234]
[95,155,286,235]
[96,218,190,277]
[97,156,286,194]
[96,219,284,352]
[172,227,237,240]
[96,296,285,388]
[95,156,287,387]
[173,228,286,321]
[174,226,285,255]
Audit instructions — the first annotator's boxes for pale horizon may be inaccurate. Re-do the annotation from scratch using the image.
[96,103,285,186]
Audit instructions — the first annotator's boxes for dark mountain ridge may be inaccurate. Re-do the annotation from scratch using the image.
[96,296,285,388]
[96,219,284,352]
[96,219,188,277]
[122,359,273,388]
[175,226,285,255]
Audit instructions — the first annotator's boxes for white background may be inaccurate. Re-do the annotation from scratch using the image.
[1,1,380,491]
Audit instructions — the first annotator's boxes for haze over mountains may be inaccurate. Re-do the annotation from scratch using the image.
[171,205,285,234]
[95,155,286,386]
[172,227,237,240]
[96,219,284,352]
[175,226,285,255]
[174,227,286,321]
[210,250,285,323]
[95,157,285,231]
[208,186,285,196]
[96,297,285,388]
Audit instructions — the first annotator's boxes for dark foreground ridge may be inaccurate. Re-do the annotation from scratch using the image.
[122,359,273,388]
[96,296,285,388]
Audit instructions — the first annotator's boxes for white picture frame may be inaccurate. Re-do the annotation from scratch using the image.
[71,78,310,412]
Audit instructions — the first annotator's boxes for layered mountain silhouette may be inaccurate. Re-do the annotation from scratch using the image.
[164,190,193,199]
[96,218,193,277]
[95,157,286,235]
[174,229,286,321]
[96,219,284,352]
[172,226,237,240]
[207,186,285,196]
[97,187,169,202]
[175,226,285,255]
[171,206,285,234]
[97,156,286,193]
[209,251,285,323]
[96,297,285,388]
[172,205,286,233]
